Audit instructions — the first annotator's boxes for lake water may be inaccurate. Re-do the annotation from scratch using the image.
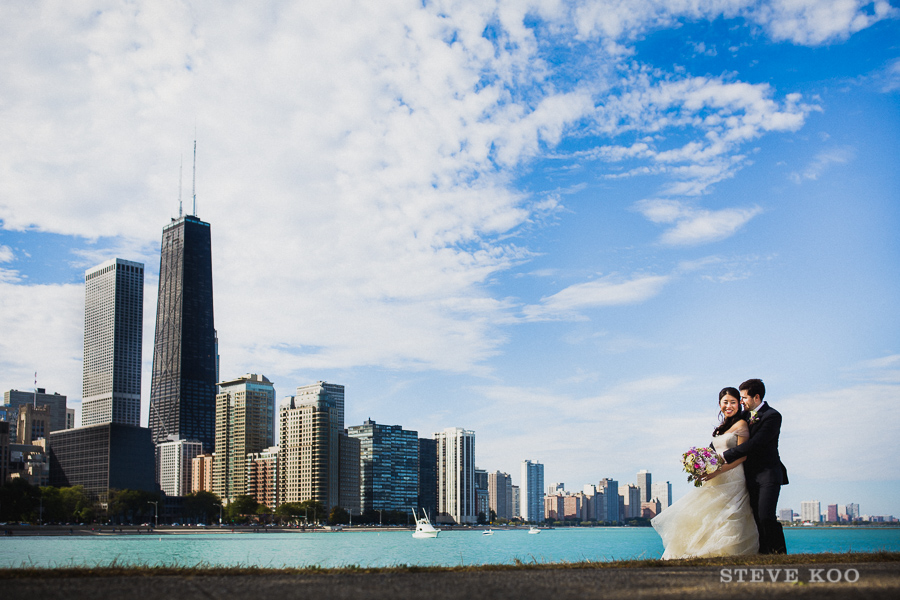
[1,528,898,569]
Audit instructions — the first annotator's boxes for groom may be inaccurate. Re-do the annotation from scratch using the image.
[720,378,788,554]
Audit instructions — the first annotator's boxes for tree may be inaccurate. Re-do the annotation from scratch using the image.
[183,491,222,524]
[107,489,160,524]
[0,479,41,523]
[224,495,259,523]
[328,506,350,525]
[477,511,487,525]
[489,508,497,523]
[275,502,305,524]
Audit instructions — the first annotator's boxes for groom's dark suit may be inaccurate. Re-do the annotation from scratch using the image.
[722,402,788,554]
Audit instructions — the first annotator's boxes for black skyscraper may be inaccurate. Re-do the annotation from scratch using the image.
[149,215,217,450]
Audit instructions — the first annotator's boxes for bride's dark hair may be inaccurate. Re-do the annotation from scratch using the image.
[713,387,743,437]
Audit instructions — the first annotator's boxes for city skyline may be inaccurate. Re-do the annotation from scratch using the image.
[0,2,897,515]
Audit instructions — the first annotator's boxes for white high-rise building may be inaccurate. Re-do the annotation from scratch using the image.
[521,459,545,523]
[82,258,144,427]
[636,469,652,502]
[157,437,204,497]
[801,500,821,523]
[652,481,673,510]
[435,427,475,524]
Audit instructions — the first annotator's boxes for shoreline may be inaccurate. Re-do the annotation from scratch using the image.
[4,523,897,537]
[2,553,898,600]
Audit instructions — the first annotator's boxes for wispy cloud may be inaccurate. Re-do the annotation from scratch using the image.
[522,273,670,321]
[635,199,762,245]
[789,146,855,183]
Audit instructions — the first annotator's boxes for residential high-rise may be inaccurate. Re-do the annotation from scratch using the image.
[191,453,214,493]
[435,427,475,524]
[277,392,340,508]
[82,258,144,427]
[475,467,489,521]
[3,389,68,441]
[800,500,821,523]
[520,459,544,523]
[652,481,672,510]
[599,478,619,523]
[417,438,438,520]
[149,215,217,450]
[488,471,513,520]
[157,437,203,497]
[623,483,641,518]
[347,419,419,514]
[296,382,344,430]
[339,433,361,515]
[247,446,279,510]
[511,485,520,519]
[212,374,275,504]
[636,469,652,503]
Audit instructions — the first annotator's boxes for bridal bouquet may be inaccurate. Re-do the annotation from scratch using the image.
[682,446,723,487]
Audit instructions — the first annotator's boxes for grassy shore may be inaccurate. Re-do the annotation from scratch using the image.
[3,552,898,600]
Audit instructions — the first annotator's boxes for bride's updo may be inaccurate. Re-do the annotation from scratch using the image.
[713,386,743,437]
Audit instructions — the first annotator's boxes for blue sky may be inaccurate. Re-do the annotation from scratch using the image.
[1,1,898,517]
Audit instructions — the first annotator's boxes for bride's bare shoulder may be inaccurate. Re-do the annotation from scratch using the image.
[726,420,749,436]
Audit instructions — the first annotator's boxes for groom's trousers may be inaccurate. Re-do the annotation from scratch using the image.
[748,480,787,554]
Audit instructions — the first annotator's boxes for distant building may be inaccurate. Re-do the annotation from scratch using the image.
[149,215,218,451]
[511,485,520,520]
[652,481,672,510]
[247,446,279,510]
[48,423,158,502]
[3,388,68,441]
[636,470,652,503]
[66,408,76,429]
[544,493,564,521]
[15,404,50,444]
[0,422,9,482]
[339,433,361,515]
[641,499,661,518]
[488,471,513,520]
[801,500,821,523]
[191,453,214,493]
[213,374,275,504]
[278,392,340,508]
[582,484,602,521]
[157,437,203,497]
[778,508,794,522]
[846,503,860,521]
[296,381,344,430]
[599,478,619,523]
[827,504,838,522]
[622,484,641,519]
[475,467,489,519]
[82,258,143,427]
[548,482,565,495]
[435,427,476,524]
[417,438,438,520]
[348,419,419,514]
[521,460,545,523]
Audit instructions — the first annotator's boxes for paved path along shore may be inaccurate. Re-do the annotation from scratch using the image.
[4,560,899,600]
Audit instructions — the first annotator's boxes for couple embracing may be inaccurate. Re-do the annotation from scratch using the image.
[652,379,788,558]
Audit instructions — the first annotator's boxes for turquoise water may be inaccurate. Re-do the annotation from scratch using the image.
[1,528,898,569]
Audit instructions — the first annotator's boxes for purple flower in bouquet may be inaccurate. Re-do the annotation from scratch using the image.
[681,445,724,487]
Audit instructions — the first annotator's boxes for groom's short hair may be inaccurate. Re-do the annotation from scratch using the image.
[740,378,765,400]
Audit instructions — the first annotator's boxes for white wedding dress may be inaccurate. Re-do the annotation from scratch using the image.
[651,431,759,559]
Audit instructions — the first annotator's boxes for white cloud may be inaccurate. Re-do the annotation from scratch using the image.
[789,146,855,183]
[635,199,762,245]
[523,273,670,320]
[750,0,897,45]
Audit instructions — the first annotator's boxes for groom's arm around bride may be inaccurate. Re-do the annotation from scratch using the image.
[721,379,788,554]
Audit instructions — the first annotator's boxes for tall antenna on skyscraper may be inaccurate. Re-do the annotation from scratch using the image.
[192,139,197,217]
[178,156,183,219]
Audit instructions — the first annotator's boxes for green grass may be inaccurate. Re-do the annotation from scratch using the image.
[0,551,897,579]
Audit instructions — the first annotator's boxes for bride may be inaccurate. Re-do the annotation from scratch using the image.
[651,387,759,559]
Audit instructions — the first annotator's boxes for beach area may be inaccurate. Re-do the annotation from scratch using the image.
[2,553,899,600]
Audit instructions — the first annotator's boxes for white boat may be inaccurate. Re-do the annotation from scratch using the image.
[411,508,440,538]
[528,526,541,534]
[482,528,493,535]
